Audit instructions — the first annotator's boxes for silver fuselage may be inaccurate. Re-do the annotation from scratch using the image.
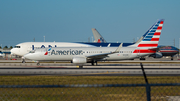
[24,47,152,61]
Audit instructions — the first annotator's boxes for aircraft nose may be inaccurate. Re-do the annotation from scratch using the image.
[24,52,39,60]
[10,48,21,56]
[10,48,15,55]
[24,53,33,60]
[10,47,26,56]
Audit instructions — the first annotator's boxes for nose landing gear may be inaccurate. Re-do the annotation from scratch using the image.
[22,59,26,63]
[22,57,26,63]
[37,62,40,66]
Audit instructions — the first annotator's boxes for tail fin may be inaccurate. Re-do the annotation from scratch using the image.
[135,19,164,44]
[132,19,164,53]
[92,28,106,43]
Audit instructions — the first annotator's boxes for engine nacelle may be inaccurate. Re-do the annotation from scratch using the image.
[149,52,163,58]
[72,57,87,63]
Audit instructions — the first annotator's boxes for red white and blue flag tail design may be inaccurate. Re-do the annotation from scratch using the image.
[44,48,51,55]
[132,19,164,53]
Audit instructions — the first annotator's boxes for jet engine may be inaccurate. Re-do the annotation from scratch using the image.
[72,57,87,63]
[149,52,163,58]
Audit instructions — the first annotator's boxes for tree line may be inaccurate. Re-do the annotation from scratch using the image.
[0,46,13,49]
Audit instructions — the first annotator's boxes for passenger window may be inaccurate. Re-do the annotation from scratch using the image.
[14,46,21,48]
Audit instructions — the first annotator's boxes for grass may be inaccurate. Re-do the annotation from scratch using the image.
[0,76,179,85]
[0,76,179,101]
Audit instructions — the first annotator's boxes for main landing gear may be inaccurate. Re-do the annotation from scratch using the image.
[171,57,174,60]
[91,62,94,66]
[140,57,146,60]
[36,61,40,66]
[91,61,98,66]
[37,61,40,66]
[79,65,83,68]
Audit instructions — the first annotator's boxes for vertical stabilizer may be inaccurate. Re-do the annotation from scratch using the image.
[92,28,106,43]
[135,19,163,44]
[132,19,164,53]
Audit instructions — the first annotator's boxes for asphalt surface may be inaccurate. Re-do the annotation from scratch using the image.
[0,58,180,76]
[0,66,179,76]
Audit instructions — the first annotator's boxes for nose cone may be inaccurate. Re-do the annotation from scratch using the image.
[24,53,35,60]
[24,52,42,61]
[174,47,179,53]
[0,53,5,57]
[176,48,179,51]
[11,48,22,56]
[10,48,15,55]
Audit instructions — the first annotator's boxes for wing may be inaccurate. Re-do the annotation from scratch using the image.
[86,52,113,60]
[86,43,123,60]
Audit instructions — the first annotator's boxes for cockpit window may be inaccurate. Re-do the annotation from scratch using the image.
[14,46,21,48]
[29,50,35,53]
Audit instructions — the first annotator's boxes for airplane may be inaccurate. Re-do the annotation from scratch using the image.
[91,28,179,60]
[0,51,5,57]
[11,42,134,57]
[149,45,179,60]
[11,19,163,60]
[24,19,164,68]
[91,28,106,43]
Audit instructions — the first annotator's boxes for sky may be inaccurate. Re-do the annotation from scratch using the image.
[0,0,180,48]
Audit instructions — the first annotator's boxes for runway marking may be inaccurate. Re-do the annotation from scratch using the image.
[57,71,128,76]
[89,71,127,74]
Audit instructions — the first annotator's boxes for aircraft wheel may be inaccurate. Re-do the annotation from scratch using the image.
[22,59,26,63]
[140,58,145,60]
[37,62,40,66]
[171,58,173,60]
[79,66,83,68]
[95,61,98,66]
[91,62,94,66]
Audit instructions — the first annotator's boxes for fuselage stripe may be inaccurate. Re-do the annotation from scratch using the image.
[138,44,158,47]
[133,49,156,53]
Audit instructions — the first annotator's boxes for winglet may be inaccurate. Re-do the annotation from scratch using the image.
[107,43,111,47]
[114,43,123,53]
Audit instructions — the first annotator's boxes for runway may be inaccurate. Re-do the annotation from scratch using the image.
[0,59,180,76]
[0,66,179,76]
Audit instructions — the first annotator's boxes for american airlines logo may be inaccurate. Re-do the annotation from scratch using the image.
[51,49,83,55]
